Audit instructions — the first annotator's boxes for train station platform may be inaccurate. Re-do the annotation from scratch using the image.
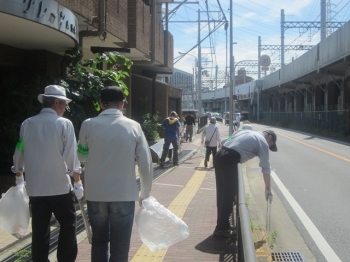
[0,122,316,262]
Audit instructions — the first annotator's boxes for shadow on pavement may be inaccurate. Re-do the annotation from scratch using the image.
[195,235,237,261]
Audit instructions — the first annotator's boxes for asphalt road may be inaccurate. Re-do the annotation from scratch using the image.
[253,124,350,262]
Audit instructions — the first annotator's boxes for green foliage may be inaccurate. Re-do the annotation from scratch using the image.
[141,113,161,141]
[15,249,31,262]
[266,230,278,248]
[61,49,133,134]
[250,220,256,231]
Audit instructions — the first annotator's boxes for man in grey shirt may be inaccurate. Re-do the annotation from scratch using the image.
[78,86,153,262]
[213,130,277,238]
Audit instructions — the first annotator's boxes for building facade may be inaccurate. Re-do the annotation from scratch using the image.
[0,0,181,120]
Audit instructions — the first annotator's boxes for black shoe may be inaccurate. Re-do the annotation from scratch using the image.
[159,161,164,167]
[204,160,207,167]
[173,162,179,166]
[213,229,237,238]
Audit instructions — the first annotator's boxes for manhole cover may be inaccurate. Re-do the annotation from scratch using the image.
[271,252,305,262]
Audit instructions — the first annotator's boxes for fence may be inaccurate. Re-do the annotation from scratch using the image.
[260,110,349,134]
[235,163,257,262]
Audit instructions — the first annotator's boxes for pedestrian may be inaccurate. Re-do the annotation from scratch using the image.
[201,117,221,168]
[77,86,153,262]
[159,111,181,167]
[233,113,241,131]
[12,85,83,262]
[185,112,196,142]
[224,112,230,125]
[213,130,277,238]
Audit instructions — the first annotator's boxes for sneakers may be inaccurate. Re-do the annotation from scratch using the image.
[204,160,207,167]
[213,229,237,238]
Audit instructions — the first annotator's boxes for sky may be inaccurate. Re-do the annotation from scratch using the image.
[167,0,350,88]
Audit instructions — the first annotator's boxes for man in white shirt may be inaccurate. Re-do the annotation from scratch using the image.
[213,130,277,238]
[201,117,221,168]
[12,85,83,262]
[77,86,153,262]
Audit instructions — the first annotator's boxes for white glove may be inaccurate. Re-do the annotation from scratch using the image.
[73,181,84,200]
[265,189,273,202]
[16,176,25,185]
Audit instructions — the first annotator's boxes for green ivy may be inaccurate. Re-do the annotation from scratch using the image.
[141,113,161,141]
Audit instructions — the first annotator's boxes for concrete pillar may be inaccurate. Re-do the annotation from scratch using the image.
[285,94,288,112]
[312,88,316,112]
[324,85,328,112]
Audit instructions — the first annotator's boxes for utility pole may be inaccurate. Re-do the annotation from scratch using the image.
[229,0,234,134]
[197,9,202,116]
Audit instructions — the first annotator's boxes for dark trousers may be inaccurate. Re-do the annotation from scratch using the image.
[205,146,217,167]
[30,191,77,262]
[160,139,178,163]
[186,125,194,141]
[214,147,240,230]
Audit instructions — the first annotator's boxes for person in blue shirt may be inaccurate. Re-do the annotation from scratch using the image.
[159,111,181,167]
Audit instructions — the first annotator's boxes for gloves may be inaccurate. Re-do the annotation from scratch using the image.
[73,181,84,200]
[265,189,273,202]
[16,175,25,185]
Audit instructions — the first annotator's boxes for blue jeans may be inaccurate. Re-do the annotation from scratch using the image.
[87,201,135,262]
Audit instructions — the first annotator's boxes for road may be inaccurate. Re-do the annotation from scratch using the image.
[252,124,350,262]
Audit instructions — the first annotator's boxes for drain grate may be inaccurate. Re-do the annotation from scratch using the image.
[271,252,305,262]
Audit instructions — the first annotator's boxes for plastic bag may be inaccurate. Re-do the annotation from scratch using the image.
[0,184,30,239]
[200,145,206,158]
[135,196,189,252]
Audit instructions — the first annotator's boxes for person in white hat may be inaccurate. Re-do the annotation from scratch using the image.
[12,85,83,262]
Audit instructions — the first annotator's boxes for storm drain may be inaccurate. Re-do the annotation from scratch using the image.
[271,252,305,262]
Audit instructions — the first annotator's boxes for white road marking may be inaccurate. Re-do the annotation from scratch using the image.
[271,172,341,262]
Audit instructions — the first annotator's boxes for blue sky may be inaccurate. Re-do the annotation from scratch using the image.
[168,0,350,85]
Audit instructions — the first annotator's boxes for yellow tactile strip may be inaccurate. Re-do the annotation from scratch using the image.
[130,160,207,262]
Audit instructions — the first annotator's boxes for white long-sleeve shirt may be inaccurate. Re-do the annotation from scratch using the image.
[77,108,153,201]
[12,108,81,196]
[223,130,271,173]
[201,123,221,147]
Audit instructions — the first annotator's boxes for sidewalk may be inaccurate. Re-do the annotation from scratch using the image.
[0,121,316,262]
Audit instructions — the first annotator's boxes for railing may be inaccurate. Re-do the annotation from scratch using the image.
[236,163,257,262]
[260,110,349,134]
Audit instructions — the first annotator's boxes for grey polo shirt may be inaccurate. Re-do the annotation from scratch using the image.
[223,130,271,173]
[78,108,153,201]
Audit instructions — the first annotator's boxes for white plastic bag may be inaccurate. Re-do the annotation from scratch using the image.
[135,196,189,252]
[200,144,206,158]
[0,184,30,239]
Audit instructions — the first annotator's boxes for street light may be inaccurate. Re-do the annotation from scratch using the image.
[178,52,198,112]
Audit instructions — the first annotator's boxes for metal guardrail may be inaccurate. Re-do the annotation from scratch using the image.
[236,163,257,262]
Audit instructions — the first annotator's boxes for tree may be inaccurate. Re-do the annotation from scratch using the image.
[60,49,133,133]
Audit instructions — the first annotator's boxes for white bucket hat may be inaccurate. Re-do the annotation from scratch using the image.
[37,85,72,104]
